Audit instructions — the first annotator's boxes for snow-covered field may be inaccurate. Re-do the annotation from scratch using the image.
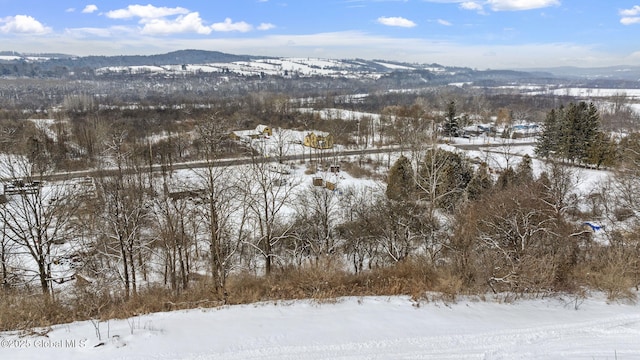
[2,294,639,359]
[529,87,640,100]
[95,57,388,79]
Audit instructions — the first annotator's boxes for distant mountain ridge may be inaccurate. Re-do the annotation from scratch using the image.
[0,49,257,67]
[1,49,640,86]
[65,49,257,67]
[0,51,73,59]
[520,65,640,82]
[0,49,542,80]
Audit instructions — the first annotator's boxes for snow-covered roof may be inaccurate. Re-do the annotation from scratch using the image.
[232,124,271,138]
[256,124,270,133]
[306,130,331,137]
[232,129,261,137]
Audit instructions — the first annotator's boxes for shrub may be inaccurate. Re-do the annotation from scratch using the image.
[575,247,639,301]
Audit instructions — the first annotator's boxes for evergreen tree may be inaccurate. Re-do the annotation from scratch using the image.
[386,155,414,201]
[496,167,516,190]
[535,102,604,165]
[558,102,594,162]
[535,107,562,158]
[581,102,602,162]
[501,127,511,139]
[560,103,581,162]
[466,163,493,200]
[442,101,459,137]
[564,102,601,163]
[515,154,534,184]
[586,132,617,169]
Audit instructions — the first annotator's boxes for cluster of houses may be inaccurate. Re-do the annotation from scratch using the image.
[230,124,334,149]
[461,123,540,138]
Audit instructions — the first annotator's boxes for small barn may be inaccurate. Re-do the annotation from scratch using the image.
[255,124,272,136]
[230,124,272,142]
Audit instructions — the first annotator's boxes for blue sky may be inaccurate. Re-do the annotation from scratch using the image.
[1,0,639,69]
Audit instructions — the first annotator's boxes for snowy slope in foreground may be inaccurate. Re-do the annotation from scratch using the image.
[3,295,640,360]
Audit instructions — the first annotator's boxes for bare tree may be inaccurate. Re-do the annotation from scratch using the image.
[336,186,382,273]
[290,184,341,264]
[453,181,576,294]
[152,182,194,294]
[193,115,248,296]
[69,113,110,163]
[272,128,294,163]
[383,104,435,173]
[416,148,472,214]
[96,132,153,299]
[601,137,640,242]
[0,216,15,290]
[538,160,581,220]
[599,93,639,132]
[242,156,299,275]
[486,135,519,172]
[0,155,80,296]
[371,198,424,264]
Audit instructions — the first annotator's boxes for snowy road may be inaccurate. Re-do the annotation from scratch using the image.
[2,294,640,360]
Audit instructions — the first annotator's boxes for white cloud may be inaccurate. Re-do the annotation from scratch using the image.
[211,18,253,32]
[437,19,453,26]
[486,0,560,11]
[621,17,640,25]
[258,23,276,31]
[0,15,52,35]
[460,2,485,12]
[66,8,76,13]
[620,5,640,16]
[82,5,99,14]
[103,5,255,35]
[105,5,189,19]
[141,12,214,35]
[426,0,559,12]
[620,6,640,25]
[377,16,417,27]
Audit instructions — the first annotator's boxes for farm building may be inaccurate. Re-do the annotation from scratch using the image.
[303,131,334,149]
[230,124,272,142]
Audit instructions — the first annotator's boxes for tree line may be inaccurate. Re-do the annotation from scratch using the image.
[535,101,617,167]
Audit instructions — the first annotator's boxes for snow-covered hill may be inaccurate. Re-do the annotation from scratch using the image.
[93,57,434,79]
[0,49,459,80]
[2,294,639,359]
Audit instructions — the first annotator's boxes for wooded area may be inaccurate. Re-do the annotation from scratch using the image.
[1,75,639,331]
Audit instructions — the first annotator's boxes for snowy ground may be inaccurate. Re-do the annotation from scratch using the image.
[2,294,639,359]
